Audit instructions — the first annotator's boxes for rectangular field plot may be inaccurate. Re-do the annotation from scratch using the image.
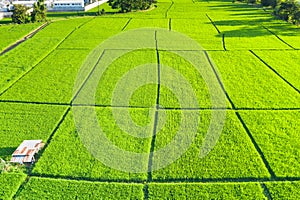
[158,51,228,109]
[219,25,290,50]
[0,173,26,200]
[0,49,91,103]
[16,177,144,200]
[148,182,265,199]
[33,18,91,38]
[170,19,223,50]
[0,37,61,94]
[239,111,300,177]
[32,108,153,181]
[0,23,41,51]
[265,181,300,199]
[58,18,129,49]
[124,19,169,30]
[75,49,158,107]
[264,22,300,49]
[207,51,300,108]
[167,3,211,19]
[152,111,270,180]
[0,102,67,160]
[252,50,300,91]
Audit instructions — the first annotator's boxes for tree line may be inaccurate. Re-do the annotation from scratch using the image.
[11,0,46,24]
[238,0,300,25]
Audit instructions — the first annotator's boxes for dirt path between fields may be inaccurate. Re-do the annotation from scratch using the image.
[0,22,49,56]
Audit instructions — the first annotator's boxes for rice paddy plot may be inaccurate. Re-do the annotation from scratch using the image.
[148,182,266,199]
[16,177,144,200]
[265,181,300,200]
[252,50,300,91]
[0,102,67,160]
[75,49,158,107]
[0,49,91,103]
[33,108,152,181]
[170,19,223,50]
[239,111,300,177]
[207,51,300,108]
[158,51,228,108]
[218,25,290,50]
[0,23,42,52]
[124,19,169,30]
[152,111,270,180]
[0,173,26,200]
[264,22,300,49]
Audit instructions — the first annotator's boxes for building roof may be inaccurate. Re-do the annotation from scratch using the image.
[11,140,43,164]
[12,140,42,156]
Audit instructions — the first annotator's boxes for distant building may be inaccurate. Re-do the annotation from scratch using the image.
[10,140,44,164]
[51,0,84,11]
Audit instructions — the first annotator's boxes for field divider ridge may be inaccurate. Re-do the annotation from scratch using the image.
[26,173,300,184]
[147,31,161,182]
[260,183,272,200]
[262,26,296,50]
[0,22,50,56]
[71,50,106,104]
[121,18,132,31]
[204,50,276,179]
[165,1,174,19]
[250,50,300,94]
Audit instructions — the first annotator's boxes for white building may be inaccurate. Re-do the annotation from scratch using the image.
[10,140,44,164]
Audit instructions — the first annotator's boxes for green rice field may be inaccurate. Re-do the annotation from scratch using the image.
[0,0,299,199]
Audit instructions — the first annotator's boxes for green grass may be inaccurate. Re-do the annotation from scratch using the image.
[0,173,26,200]
[239,111,300,177]
[16,177,144,200]
[207,51,300,108]
[265,181,300,200]
[148,182,266,199]
[152,111,269,180]
[0,102,67,160]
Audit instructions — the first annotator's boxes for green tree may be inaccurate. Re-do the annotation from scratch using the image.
[31,0,47,23]
[11,4,30,24]
[108,0,155,13]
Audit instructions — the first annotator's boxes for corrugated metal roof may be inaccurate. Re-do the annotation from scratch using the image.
[10,140,43,164]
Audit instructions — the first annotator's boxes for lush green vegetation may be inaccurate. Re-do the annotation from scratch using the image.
[17,177,144,199]
[0,49,91,103]
[32,109,151,181]
[148,182,266,199]
[0,0,299,199]
[265,181,300,199]
[239,111,300,177]
[0,103,67,160]
[152,111,269,180]
[208,51,300,108]
[0,173,26,200]
[0,23,41,52]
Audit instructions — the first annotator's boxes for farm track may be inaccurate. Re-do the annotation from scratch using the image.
[0,22,49,56]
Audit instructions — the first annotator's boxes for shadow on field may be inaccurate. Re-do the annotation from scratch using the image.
[0,147,15,160]
[202,0,300,37]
